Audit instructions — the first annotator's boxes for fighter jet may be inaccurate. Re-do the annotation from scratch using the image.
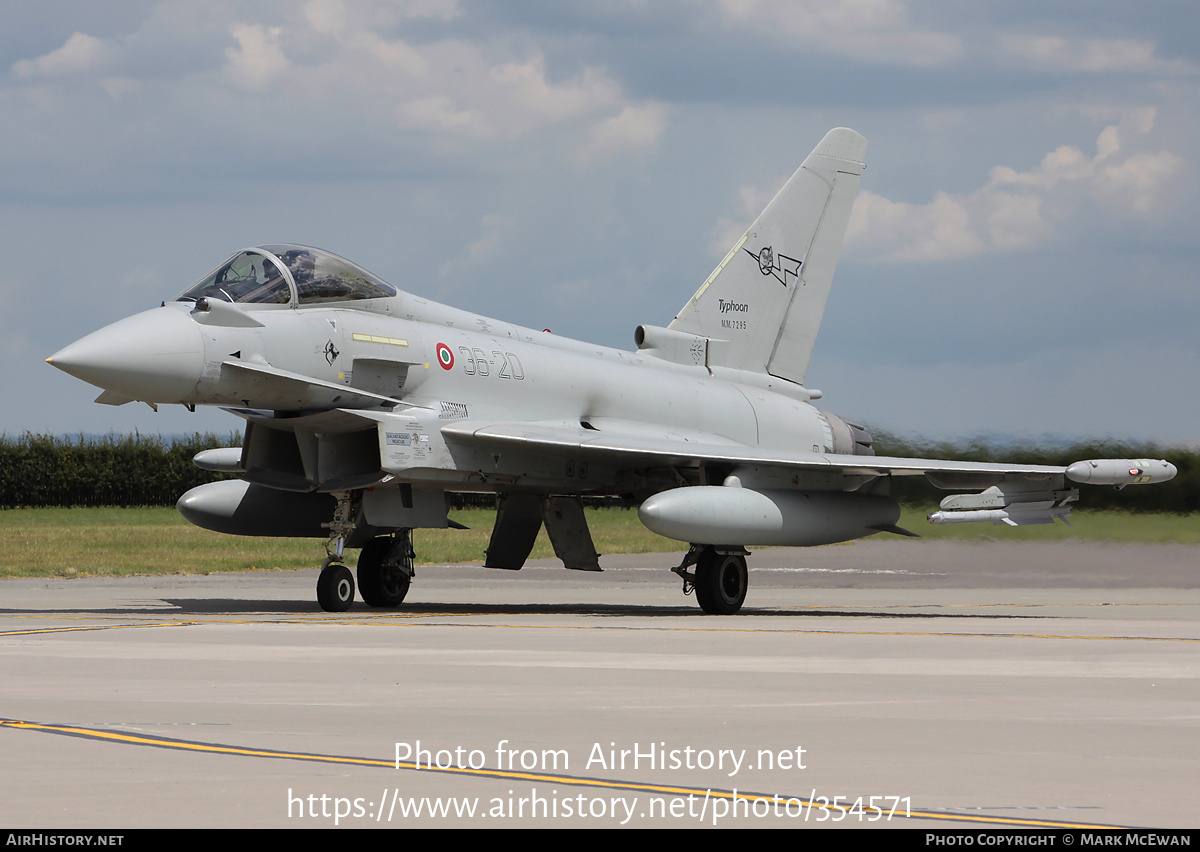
[47,128,1176,614]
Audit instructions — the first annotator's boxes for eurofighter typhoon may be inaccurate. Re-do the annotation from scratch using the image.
[47,129,1176,613]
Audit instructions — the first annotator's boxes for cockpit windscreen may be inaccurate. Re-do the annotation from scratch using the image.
[177,246,397,307]
[178,250,291,305]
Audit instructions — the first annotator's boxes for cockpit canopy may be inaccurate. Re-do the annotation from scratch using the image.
[177,245,397,307]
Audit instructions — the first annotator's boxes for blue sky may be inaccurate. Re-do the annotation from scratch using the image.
[4,0,1197,444]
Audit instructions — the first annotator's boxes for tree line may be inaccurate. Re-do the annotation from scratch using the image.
[0,433,235,508]
[0,432,1196,512]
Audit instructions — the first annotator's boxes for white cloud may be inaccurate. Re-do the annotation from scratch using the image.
[213,13,659,151]
[999,34,1190,75]
[1095,151,1187,214]
[398,95,488,137]
[12,32,109,78]
[303,0,348,35]
[714,0,961,66]
[984,192,1044,252]
[849,190,984,262]
[372,46,629,140]
[575,103,667,165]
[490,56,622,128]
[355,28,430,77]
[984,107,1185,214]
[224,23,289,91]
[846,109,1187,262]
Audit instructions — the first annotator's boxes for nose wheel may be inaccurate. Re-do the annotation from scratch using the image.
[317,561,355,612]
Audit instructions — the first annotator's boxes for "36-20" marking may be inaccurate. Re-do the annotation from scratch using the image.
[459,348,525,380]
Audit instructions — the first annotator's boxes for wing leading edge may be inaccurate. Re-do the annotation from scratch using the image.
[444,419,1070,478]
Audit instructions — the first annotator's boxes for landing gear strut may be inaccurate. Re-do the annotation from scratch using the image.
[357,530,414,608]
[672,545,749,615]
[317,490,358,613]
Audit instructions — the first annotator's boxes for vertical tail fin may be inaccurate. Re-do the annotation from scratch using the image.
[669,127,866,384]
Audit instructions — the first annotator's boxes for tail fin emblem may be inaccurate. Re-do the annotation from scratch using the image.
[747,245,804,287]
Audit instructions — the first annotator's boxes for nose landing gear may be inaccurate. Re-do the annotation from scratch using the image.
[315,491,417,612]
[315,491,359,612]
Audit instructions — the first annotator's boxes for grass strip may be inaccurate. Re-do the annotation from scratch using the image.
[1,506,1197,578]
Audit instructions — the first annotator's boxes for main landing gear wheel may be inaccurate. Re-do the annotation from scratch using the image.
[317,563,355,612]
[357,535,412,608]
[694,548,748,615]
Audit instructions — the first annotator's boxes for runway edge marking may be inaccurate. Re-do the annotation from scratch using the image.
[0,718,1134,830]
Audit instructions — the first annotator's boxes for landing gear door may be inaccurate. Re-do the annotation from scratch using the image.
[376,408,457,476]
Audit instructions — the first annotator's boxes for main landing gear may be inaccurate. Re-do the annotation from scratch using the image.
[672,544,749,615]
[356,531,414,608]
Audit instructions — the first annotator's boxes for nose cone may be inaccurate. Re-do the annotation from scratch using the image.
[48,306,204,403]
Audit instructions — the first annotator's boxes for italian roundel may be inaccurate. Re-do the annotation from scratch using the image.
[436,343,454,370]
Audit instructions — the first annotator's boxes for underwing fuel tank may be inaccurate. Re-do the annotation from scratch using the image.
[638,486,900,547]
[177,480,334,538]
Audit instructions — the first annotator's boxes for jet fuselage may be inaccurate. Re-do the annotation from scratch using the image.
[53,295,847,497]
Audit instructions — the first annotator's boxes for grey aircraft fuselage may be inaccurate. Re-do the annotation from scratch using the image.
[165,297,833,487]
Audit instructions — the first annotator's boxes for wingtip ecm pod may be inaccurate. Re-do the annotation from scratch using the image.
[928,458,1178,527]
[1065,459,1177,486]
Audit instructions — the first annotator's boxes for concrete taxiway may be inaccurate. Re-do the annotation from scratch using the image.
[1,540,1197,829]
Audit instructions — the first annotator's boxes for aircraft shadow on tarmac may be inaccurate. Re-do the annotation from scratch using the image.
[109,599,1048,620]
